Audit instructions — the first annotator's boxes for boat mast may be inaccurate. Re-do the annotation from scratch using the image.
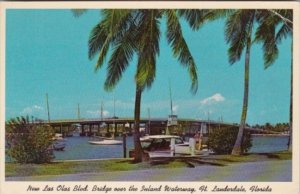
[148,107,151,135]
[169,79,173,115]
[113,92,116,137]
[77,103,80,119]
[113,92,116,118]
[100,100,103,121]
[46,93,50,123]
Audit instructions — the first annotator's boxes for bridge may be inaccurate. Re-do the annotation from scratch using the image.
[39,117,265,137]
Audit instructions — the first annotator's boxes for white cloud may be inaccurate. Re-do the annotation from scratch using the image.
[103,110,109,117]
[33,105,43,110]
[87,110,110,117]
[172,105,179,113]
[21,105,44,115]
[200,93,225,105]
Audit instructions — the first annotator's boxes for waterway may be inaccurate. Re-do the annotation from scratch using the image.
[5,135,289,162]
[53,135,289,160]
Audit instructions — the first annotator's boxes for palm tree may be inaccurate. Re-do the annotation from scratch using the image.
[255,10,293,151]
[84,9,198,162]
[226,10,293,155]
[186,9,292,155]
[223,10,258,155]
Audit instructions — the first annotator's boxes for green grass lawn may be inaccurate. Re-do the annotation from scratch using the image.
[6,151,291,177]
[203,151,292,165]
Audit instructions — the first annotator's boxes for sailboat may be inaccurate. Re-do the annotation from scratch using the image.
[88,96,122,145]
[166,80,178,135]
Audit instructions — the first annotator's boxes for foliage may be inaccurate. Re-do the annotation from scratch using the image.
[79,9,200,162]
[252,122,289,133]
[6,116,55,164]
[189,9,292,155]
[85,9,199,93]
[208,126,252,154]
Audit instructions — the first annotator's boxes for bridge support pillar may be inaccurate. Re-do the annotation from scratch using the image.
[129,123,132,133]
[114,123,117,136]
[81,125,84,135]
[107,124,110,133]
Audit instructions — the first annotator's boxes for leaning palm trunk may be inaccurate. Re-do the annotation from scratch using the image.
[231,27,252,155]
[288,41,293,152]
[133,84,145,162]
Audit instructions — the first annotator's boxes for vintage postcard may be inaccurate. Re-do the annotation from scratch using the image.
[0,1,299,194]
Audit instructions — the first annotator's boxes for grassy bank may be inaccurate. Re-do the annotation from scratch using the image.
[6,151,291,177]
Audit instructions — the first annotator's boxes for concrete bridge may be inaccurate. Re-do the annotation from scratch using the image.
[41,117,265,137]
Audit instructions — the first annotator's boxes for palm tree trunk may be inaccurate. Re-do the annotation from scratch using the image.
[288,41,293,152]
[231,26,253,156]
[133,84,145,162]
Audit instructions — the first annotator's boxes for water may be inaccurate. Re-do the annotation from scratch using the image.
[249,135,289,153]
[53,136,134,161]
[53,135,289,161]
[5,135,289,162]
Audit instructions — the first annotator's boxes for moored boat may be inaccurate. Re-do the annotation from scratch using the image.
[52,133,66,151]
[53,140,66,151]
[134,135,209,158]
[88,139,122,145]
[53,133,64,140]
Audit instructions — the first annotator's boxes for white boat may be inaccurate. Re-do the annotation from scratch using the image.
[139,135,209,157]
[53,141,66,151]
[53,133,64,140]
[52,133,66,151]
[88,139,122,145]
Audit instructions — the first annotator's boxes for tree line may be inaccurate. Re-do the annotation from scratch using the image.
[252,122,290,133]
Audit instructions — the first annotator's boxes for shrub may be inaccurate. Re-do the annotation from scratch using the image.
[208,126,252,154]
[6,116,55,163]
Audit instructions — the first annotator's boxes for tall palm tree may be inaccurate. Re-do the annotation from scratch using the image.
[224,10,257,155]
[255,10,293,151]
[225,10,293,155]
[185,9,292,155]
[85,9,198,162]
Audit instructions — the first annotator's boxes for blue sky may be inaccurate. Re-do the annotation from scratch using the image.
[5,9,291,125]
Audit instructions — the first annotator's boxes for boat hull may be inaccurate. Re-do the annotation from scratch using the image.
[53,141,66,151]
[88,140,122,145]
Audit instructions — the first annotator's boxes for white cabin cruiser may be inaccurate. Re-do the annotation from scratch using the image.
[139,135,209,158]
[88,136,122,145]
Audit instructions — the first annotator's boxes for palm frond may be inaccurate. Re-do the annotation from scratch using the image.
[225,10,255,64]
[135,10,161,89]
[104,23,137,91]
[88,22,109,60]
[276,23,292,44]
[165,10,198,94]
[89,10,133,71]
[255,12,279,68]
[268,9,293,26]
[71,9,87,17]
[178,9,208,30]
[178,9,233,30]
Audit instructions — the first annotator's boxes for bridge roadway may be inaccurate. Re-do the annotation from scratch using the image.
[41,118,265,136]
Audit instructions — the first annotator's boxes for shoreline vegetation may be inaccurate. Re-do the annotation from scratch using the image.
[6,151,291,177]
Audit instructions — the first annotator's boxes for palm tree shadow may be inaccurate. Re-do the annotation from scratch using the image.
[257,153,280,159]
